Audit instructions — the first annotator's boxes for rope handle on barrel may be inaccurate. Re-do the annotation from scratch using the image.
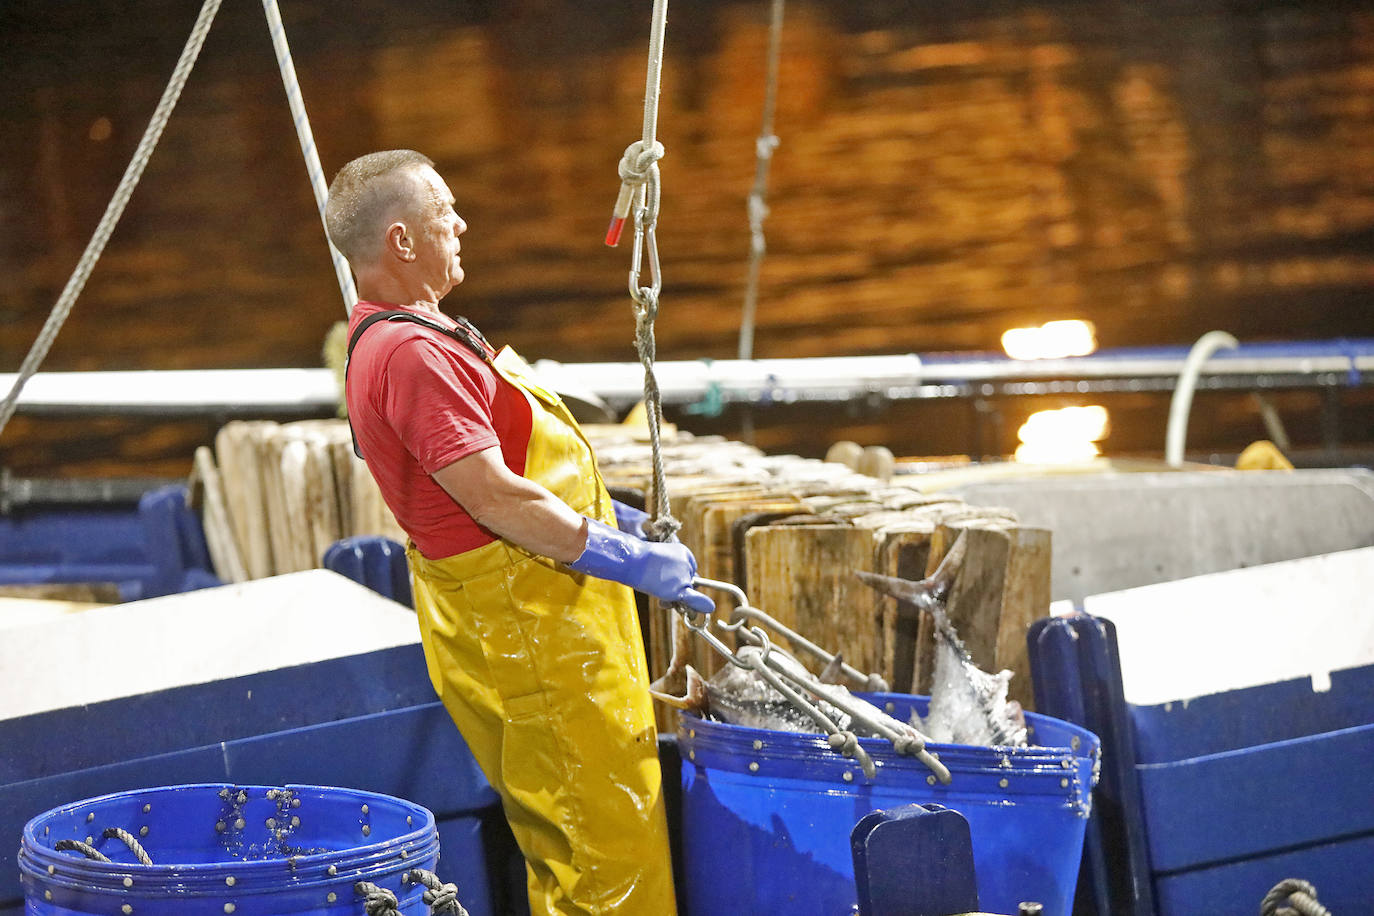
[356,868,470,916]
[1261,879,1332,916]
[52,828,153,866]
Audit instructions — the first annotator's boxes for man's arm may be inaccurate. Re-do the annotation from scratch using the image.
[430,445,713,613]
[430,445,586,562]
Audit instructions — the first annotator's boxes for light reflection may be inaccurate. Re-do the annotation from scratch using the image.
[1014,404,1109,464]
[1001,320,1097,360]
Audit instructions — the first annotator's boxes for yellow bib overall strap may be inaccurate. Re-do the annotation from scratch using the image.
[407,347,676,916]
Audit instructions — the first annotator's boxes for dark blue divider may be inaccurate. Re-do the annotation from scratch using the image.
[323,536,412,607]
[1027,612,1374,916]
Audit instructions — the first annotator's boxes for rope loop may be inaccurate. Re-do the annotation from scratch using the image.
[355,881,400,916]
[405,868,470,916]
[1260,879,1330,916]
[53,840,111,863]
[101,827,154,866]
[618,139,665,185]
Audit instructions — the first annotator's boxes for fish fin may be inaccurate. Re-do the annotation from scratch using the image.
[818,651,846,685]
[650,666,710,716]
[855,531,968,609]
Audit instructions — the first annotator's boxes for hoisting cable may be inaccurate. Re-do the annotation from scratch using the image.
[606,0,677,542]
[601,4,945,782]
[261,0,357,313]
[737,0,785,361]
[0,0,223,444]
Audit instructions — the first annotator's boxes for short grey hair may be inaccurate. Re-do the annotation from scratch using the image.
[324,149,435,263]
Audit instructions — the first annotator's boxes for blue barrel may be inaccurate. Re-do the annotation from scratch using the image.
[677,693,1100,916]
[18,784,440,915]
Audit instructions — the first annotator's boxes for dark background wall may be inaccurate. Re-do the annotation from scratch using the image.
[3,0,1372,477]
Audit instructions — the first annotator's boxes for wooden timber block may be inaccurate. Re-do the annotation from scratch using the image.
[996,525,1051,711]
[278,437,316,573]
[302,432,342,567]
[329,434,356,538]
[191,445,248,584]
[215,420,275,580]
[745,522,879,674]
[729,508,814,596]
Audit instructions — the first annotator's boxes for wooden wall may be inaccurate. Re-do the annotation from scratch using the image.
[3,0,1373,477]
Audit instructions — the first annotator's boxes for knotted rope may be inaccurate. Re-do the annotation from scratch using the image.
[0,0,223,444]
[261,0,357,313]
[607,0,679,543]
[406,868,470,916]
[1260,879,1331,916]
[357,869,469,916]
[53,840,110,863]
[101,827,154,866]
[356,882,400,916]
[738,0,785,361]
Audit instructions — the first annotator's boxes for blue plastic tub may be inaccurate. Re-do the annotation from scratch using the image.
[18,784,440,915]
[677,693,1100,916]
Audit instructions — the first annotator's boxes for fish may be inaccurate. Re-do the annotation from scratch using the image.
[855,533,1028,748]
[674,531,1026,754]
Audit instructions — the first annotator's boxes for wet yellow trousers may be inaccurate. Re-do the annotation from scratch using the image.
[407,346,677,915]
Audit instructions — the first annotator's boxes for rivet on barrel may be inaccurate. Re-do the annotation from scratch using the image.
[842,771,854,783]
[999,778,1009,789]
[142,804,151,814]
[362,825,371,837]
[361,804,369,815]
[225,876,236,887]
[139,827,148,837]
[224,904,236,914]
[752,739,763,750]
[123,877,133,888]
[121,904,131,915]
[87,813,95,823]
[1061,778,1070,788]
[327,892,337,903]
[748,762,760,774]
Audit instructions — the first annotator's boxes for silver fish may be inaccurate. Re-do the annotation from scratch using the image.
[856,533,1028,748]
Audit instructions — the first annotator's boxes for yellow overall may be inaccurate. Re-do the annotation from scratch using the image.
[406,347,677,916]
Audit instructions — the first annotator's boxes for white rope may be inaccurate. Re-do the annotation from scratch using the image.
[605,0,669,247]
[262,0,357,313]
[609,0,678,537]
[738,0,785,361]
[0,0,224,444]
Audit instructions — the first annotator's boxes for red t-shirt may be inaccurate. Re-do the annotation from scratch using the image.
[345,300,533,559]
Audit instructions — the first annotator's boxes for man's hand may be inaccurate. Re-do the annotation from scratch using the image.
[612,500,650,539]
[569,519,714,614]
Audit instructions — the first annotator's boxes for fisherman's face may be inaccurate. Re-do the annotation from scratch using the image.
[408,166,467,297]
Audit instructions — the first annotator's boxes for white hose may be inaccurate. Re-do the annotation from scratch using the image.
[1165,330,1239,466]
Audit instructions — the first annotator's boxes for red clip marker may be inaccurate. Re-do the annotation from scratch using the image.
[605,215,627,247]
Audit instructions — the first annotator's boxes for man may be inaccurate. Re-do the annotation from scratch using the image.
[325,149,709,915]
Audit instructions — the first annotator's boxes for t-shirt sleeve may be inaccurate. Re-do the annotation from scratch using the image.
[381,338,501,473]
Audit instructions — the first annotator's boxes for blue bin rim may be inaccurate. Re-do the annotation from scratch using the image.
[679,691,1101,798]
[19,783,438,898]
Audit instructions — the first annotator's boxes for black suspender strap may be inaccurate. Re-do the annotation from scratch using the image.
[344,310,493,458]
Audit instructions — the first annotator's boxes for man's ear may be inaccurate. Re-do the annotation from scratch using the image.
[385,221,415,261]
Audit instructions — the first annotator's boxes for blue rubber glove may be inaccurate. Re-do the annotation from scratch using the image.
[569,518,715,614]
[612,499,650,539]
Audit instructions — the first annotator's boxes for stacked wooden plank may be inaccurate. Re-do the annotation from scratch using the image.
[586,427,1050,714]
[190,419,404,583]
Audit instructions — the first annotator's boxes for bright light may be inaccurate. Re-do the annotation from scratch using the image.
[1001,320,1097,360]
[1014,405,1110,464]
